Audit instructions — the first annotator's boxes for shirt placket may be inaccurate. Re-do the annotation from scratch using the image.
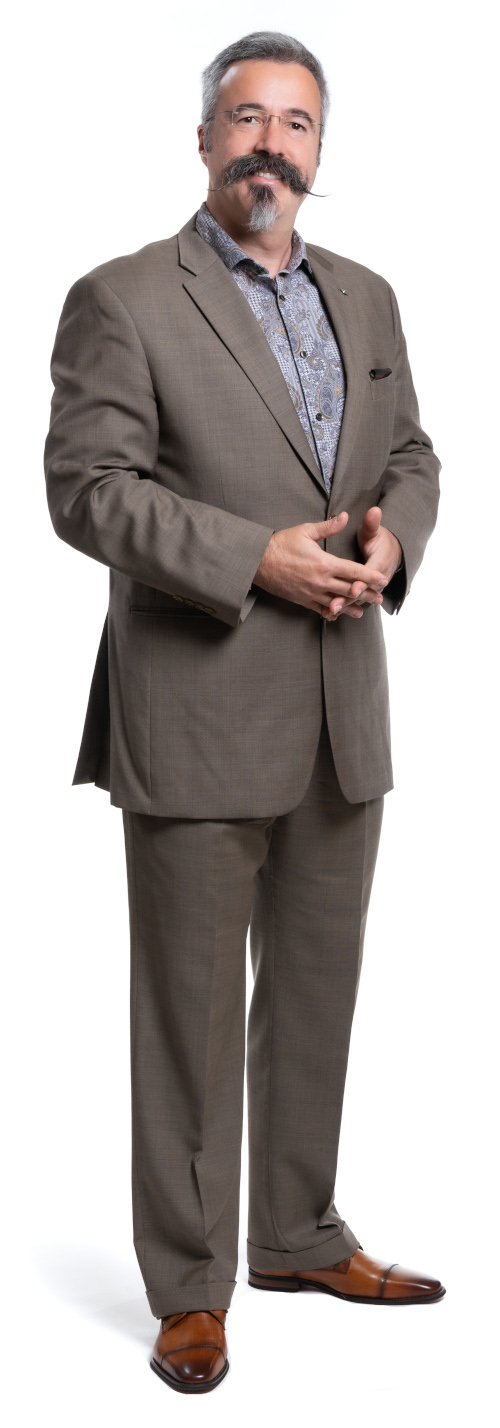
[274,269,329,489]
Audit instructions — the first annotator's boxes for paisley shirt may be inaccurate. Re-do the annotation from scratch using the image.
[195,203,345,494]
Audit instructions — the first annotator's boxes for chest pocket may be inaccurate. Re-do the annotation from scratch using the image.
[370,368,395,402]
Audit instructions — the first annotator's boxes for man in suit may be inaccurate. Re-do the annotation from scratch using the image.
[44,30,443,1395]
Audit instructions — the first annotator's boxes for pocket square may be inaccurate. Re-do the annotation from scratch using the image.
[369,367,392,379]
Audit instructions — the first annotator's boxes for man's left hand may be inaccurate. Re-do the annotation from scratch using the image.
[324,507,402,621]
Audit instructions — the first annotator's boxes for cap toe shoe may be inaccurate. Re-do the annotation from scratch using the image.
[151,1309,229,1393]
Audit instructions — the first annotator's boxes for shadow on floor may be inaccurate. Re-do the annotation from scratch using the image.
[31,1239,252,1349]
[31,1242,154,1349]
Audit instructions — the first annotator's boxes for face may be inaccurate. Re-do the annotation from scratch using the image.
[198,59,322,235]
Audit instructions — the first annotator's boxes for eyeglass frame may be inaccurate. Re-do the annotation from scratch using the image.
[214,107,319,138]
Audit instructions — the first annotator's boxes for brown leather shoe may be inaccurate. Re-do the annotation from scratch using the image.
[249,1250,445,1305]
[150,1309,229,1393]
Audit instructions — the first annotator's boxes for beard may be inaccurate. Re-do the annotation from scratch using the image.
[247,183,280,232]
[213,151,310,231]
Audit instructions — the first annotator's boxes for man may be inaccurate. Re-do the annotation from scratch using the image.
[44,30,443,1396]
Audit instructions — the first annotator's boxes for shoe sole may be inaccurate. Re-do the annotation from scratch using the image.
[150,1355,229,1393]
[248,1267,446,1305]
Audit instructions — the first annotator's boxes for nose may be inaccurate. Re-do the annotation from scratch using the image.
[253,116,284,155]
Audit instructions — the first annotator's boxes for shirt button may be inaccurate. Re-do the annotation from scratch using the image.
[278,294,286,302]
[300,350,307,357]
[315,412,322,421]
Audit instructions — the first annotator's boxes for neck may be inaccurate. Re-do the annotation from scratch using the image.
[205,196,299,279]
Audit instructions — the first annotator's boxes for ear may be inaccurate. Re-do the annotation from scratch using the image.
[197,124,209,165]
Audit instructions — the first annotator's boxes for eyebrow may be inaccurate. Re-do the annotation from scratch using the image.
[232,102,316,123]
[285,107,316,123]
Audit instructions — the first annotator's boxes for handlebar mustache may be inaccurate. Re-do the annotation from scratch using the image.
[207,154,329,197]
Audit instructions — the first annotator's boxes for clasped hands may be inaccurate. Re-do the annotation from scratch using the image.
[253,506,402,621]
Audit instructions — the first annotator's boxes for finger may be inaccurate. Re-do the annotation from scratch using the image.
[318,601,365,621]
[357,505,382,544]
[330,590,382,616]
[310,511,349,541]
[364,505,382,527]
[323,577,363,598]
[312,602,340,619]
[347,586,383,607]
[328,558,388,590]
[328,603,364,620]
[324,578,382,606]
[321,577,378,603]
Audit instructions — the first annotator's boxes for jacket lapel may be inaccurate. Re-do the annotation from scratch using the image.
[178,217,328,497]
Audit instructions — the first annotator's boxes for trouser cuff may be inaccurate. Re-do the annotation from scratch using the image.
[147,1281,236,1319]
[247,1223,360,1272]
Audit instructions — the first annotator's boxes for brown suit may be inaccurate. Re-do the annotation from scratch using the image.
[44,213,440,815]
[44,214,440,1317]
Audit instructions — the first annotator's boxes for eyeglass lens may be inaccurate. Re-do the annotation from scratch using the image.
[229,109,316,138]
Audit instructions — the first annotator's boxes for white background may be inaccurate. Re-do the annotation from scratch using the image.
[2,0,498,1423]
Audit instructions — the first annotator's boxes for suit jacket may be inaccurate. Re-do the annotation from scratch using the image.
[44,212,440,815]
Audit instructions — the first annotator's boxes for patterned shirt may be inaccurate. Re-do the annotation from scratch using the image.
[195,202,345,494]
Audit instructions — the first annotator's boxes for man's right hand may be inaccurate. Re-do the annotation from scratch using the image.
[252,512,388,621]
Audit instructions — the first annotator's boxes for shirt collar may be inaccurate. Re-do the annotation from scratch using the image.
[195,201,311,278]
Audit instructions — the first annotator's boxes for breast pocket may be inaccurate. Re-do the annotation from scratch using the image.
[370,370,395,402]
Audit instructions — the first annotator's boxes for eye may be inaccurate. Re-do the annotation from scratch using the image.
[285,120,307,133]
[235,113,261,126]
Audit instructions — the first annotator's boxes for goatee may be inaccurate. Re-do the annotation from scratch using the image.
[247,185,280,232]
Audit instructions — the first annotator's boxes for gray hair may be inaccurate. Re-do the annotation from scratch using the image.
[201,31,330,151]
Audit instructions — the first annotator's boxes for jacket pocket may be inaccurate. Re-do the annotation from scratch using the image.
[370,371,395,402]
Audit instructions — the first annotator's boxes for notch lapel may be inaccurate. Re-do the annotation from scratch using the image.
[178,218,328,498]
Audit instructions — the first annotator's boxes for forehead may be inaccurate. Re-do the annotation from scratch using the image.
[216,59,321,117]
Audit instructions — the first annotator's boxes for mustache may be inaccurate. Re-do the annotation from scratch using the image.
[208,152,326,197]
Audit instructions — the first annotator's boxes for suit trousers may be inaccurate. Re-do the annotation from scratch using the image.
[122,702,384,1317]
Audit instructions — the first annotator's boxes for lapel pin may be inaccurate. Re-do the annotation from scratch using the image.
[339,288,348,295]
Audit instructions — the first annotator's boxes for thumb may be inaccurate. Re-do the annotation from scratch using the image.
[357,505,382,549]
[310,510,349,542]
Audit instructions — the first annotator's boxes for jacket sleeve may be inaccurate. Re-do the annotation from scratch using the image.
[44,273,274,628]
[377,282,441,615]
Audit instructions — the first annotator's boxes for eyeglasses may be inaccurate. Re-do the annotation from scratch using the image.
[216,107,318,140]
